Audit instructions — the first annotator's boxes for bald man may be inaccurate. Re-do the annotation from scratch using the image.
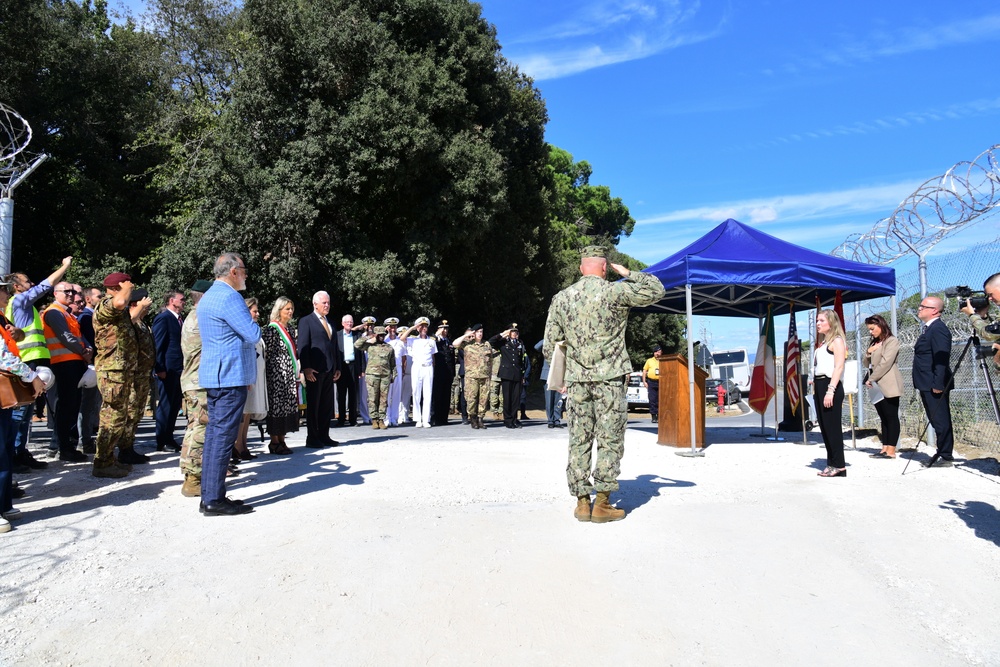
[913,295,954,466]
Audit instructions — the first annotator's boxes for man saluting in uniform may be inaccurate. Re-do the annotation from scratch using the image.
[543,246,665,523]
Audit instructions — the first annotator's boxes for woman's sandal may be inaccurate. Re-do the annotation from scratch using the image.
[818,467,847,477]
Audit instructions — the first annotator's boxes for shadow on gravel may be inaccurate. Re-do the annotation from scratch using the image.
[615,474,695,513]
[238,460,377,508]
[940,499,1000,547]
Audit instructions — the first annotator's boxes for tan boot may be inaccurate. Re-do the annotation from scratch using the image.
[92,463,129,479]
[574,496,592,522]
[372,420,380,430]
[591,491,625,523]
[181,475,201,497]
[379,420,388,430]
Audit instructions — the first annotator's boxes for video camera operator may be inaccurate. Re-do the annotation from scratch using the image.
[958,273,1000,367]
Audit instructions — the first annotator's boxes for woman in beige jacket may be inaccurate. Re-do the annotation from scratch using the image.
[864,314,903,458]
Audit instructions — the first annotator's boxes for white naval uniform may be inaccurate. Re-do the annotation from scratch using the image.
[406,335,436,427]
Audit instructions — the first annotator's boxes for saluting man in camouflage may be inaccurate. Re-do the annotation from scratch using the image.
[179,280,212,497]
[543,246,665,523]
[121,289,155,461]
[454,324,496,429]
[355,326,396,429]
[488,353,502,420]
[92,272,140,478]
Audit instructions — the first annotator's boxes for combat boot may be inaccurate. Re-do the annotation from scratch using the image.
[591,492,625,523]
[478,417,487,429]
[470,417,479,429]
[181,475,201,497]
[372,420,380,430]
[92,463,129,479]
[379,420,388,430]
[574,496,592,522]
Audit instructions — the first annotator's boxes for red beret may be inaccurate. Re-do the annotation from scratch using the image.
[102,272,131,287]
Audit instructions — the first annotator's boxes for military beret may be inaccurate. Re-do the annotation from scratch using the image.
[384,317,399,326]
[362,316,376,325]
[470,323,483,332]
[581,245,609,259]
[414,316,430,326]
[374,326,387,336]
[128,288,149,303]
[103,272,131,288]
[190,279,213,293]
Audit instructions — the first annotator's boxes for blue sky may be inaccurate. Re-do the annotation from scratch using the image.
[112,0,1000,353]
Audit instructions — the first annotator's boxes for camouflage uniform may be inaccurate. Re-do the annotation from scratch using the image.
[355,331,396,423]
[488,354,503,417]
[543,267,665,496]
[122,318,155,451]
[455,338,494,418]
[93,296,138,468]
[180,307,205,479]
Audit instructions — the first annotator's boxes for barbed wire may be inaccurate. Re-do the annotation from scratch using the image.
[834,144,1000,264]
[0,102,40,195]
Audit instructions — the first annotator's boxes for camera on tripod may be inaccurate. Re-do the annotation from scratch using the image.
[945,285,990,311]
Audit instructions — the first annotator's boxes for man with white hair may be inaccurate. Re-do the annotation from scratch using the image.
[298,291,341,447]
[401,317,436,427]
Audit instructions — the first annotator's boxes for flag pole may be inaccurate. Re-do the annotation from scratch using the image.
[766,345,784,441]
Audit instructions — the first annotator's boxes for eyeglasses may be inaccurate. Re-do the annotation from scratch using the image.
[57,289,79,295]
[918,304,937,310]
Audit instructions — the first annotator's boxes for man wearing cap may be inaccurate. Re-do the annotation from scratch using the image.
[354,316,377,425]
[298,291,341,447]
[92,273,140,477]
[489,324,526,429]
[197,253,260,515]
[642,345,663,424]
[42,281,93,462]
[355,326,395,429]
[179,279,212,496]
[384,317,408,426]
[544,246,665,523]
[5,257,72,471]
[152,290,186,451]
[335,314,363,427]
[401,317,435,427]
[431,320,454,426]
[454,325,495,429]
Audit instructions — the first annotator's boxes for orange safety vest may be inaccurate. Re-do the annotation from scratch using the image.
[0,313,19,357]
[42,302,85,364]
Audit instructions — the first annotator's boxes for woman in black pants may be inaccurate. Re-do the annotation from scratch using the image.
[863,314,902,458]
[813,310,847,477]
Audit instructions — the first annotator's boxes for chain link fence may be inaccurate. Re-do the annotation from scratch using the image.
[840,234,1000,454]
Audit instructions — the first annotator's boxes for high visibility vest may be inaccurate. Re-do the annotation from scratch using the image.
[42,302,85,364]
[5,297,49,363]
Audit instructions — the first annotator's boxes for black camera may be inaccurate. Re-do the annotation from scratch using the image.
[945,285,990,311]
[986,321,1000,335]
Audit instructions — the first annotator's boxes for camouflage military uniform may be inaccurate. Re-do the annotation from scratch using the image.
[355,332,396,424]
[456,339,494,418]
[180,307,205,479]
[488,354,503,417]
[122,318,155,451]
[93,296,138,468]
[543,269,665,496]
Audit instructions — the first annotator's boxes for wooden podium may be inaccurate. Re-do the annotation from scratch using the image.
[656,354,707,448]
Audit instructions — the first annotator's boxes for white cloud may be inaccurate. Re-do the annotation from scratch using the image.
[501,1,725,80]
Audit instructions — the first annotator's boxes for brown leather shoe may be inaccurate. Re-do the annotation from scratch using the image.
[591,492,625,523]
[574,496,592,522]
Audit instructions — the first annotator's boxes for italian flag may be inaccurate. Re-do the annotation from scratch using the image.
[748,305,775,414]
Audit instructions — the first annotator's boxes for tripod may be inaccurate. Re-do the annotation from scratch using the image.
[902,335,978,474]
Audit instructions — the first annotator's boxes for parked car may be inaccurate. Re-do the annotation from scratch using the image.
[705,378,741,405]
[626,371,649,410]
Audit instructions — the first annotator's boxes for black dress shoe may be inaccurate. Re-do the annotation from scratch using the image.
[12,484,25,499]
[15,449,48,469]
[117,449,150,464]
[323,438,340,447]
[58,449,88,463]
[305,440,326,449]
[199,498,254,516]
[548,423,555,428]
[513,420,523,428]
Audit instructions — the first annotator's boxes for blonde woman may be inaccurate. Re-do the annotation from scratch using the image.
[814,310,847,477]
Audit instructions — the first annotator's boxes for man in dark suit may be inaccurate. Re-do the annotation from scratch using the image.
[335,314,364,426]
[153,290,186,451]
[299,291,341,447]
[913,295,954,466]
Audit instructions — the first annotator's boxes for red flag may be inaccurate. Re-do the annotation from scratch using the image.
[749,305,776,414]
[834,290,845,330]
[785,303,800,412]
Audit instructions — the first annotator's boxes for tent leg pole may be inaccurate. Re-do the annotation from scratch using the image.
[677,283,704,458]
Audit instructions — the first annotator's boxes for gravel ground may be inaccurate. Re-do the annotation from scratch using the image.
[2,412,999,666]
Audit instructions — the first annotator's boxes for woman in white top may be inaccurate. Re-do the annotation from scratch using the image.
[233,297,268,461]
[813,309,847,477]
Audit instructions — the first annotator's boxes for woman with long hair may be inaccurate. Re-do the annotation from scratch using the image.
[863,314,903,459]
[261,297,300,454]
[814,309,848,477]
[233,297,267,462]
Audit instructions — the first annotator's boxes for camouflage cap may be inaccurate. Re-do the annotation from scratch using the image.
[362,316,377,325]
[581,245,609,259]
[414,316,430,326]
[383,317,399,326]
[374,326,387,336]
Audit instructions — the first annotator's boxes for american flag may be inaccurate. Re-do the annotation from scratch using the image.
[785,304,801,412]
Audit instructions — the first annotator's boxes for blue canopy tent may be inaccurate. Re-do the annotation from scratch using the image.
[637,219,897,453]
